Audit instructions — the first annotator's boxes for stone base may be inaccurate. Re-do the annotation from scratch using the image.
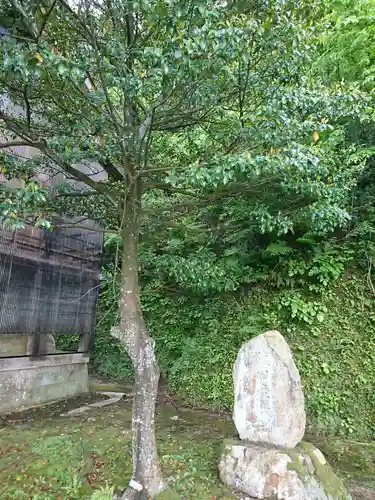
[0,353,89,413]
[219,440,351,500]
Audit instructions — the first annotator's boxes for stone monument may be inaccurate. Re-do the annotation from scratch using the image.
[218,330,351,500]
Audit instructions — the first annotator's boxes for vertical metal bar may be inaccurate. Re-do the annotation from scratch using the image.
[0,234,15,331]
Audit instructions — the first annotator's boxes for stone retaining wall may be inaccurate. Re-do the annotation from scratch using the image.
[0,353,89,413]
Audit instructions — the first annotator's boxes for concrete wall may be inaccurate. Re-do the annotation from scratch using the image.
[0,353,89,413]
[0,335,28,355]
[0,334,56,356]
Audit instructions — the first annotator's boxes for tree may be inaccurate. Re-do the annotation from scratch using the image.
[314,0,375,88]
[313,0,375,280]
[0,0,372,498]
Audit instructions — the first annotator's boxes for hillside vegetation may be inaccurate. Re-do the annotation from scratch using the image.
[2,0,375,446]
[85,0,375,441]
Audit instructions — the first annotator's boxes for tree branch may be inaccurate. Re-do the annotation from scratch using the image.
[99,158,124,182]
[10,0,38,39]
[140,165,189,175]
[0,139,42,149]
[56,223,119,234]
[23,86,31,129]
[42,146,118,203]
[145,182,208,199]
[55,190,100,197]
[37,0,58,41]
[1,108,118,204]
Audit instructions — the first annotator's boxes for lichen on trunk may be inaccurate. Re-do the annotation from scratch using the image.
[111,181,164,499]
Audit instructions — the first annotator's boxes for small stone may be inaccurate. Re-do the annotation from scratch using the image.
[304,455,315,475]
[170,416,179,421]
[219,440,351,500]
[233,330,305,448]
[87,417,96,423]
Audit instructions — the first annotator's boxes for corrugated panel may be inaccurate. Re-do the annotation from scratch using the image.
[0,219,103,338]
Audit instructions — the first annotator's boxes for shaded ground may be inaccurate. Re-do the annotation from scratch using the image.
[0,391,374,499]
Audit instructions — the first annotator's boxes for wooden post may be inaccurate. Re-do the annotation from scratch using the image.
[27,267,43,357]
[78,275,96,353]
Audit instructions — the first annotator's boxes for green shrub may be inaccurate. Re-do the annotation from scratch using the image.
[90,279,133,380]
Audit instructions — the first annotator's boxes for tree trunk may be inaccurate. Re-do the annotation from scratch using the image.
[111,180,164,499]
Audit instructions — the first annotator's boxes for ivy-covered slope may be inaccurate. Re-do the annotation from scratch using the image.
[152,277,375,439]
[58,0,375,441]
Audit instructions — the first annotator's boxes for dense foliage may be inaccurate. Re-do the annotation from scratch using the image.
[95,240,375,440]
[92,0,375,440]
[1,0,375,445]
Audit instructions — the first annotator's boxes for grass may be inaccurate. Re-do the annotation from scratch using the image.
[0,394,374,499]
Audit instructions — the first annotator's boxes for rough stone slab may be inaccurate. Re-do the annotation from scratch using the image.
[89,381,132,393]
[61,391,125,416]
[219,440,351,500]
[233,330,305,448]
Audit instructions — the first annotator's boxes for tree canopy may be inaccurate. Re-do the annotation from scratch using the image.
[1,0,375,497]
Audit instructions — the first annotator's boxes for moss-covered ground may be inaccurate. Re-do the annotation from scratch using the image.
[0,392,374,499]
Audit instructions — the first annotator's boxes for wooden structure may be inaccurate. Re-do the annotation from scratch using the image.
[0,218,102,357]
[0,47,104,408]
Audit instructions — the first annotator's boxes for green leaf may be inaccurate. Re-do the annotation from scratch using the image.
[317,312,325,322]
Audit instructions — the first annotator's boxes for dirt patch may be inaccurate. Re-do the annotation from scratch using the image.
[0,392,108,428]
[350,484,375,500]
